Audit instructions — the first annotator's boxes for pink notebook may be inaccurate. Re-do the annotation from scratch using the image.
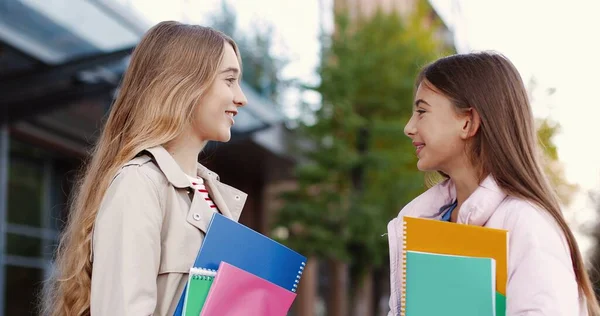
[200,261,297,316]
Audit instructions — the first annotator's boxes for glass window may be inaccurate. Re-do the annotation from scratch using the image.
[7,138,73,230]
[7,157,44,228]
[49,161,71,232]
[4,265,43,316]
[6,234,42,258]
[3,136,80,315]
[7,142,44,228]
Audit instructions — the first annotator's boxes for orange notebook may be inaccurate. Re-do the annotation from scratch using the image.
[402,216,509,295]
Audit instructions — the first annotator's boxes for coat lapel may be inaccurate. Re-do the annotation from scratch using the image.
[197,165,247,223]
[143,145,247,233]
[185,189,215,234]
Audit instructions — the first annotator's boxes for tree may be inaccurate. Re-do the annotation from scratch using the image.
[527,77,578,205]
[273,2,450,315]
[207,0,238,40]
[536,118,578,205]
[208,0,290,104]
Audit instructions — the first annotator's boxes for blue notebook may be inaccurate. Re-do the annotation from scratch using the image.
[174,212,307,315]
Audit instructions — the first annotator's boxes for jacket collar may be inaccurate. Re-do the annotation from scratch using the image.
[398,175,507,226]
[144,145,222,187]
[144,145,196,188]
[144,145,246,222]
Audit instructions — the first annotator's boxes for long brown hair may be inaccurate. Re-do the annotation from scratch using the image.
[416,51,599,315]
[40,21,240,316]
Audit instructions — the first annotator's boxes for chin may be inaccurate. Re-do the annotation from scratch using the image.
[214,130,232,142]
[416,159,435,172]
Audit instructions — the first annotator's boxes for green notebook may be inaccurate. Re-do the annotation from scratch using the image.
[182,267,217,316]
[405,251,497,316]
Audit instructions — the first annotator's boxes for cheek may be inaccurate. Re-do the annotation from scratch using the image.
[420,121,461,149]
[192,106,218,134]
[213,84,232,101]
[194,96,223,120]
[416,119,435,141]
[193,104,209,125]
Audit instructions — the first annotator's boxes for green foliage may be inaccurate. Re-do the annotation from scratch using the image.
[208,0,290,103]
[537,119,559,160]
[274,2,451,276]
[527,77,577,205]
[536,118,578,205]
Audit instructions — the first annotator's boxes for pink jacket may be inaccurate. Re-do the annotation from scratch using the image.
[387,176,586,316]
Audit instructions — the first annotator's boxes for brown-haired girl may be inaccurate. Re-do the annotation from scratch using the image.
[387,51,599,316]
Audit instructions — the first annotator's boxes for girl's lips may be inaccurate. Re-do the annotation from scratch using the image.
[416,144,425,155]
[412,142,425,155]
[225,112,235,125]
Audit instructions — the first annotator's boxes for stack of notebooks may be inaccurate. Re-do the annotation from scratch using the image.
[400,216,509,316]
[174,212,307,316]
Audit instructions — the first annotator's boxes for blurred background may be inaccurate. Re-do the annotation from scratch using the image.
[0,0,599,315]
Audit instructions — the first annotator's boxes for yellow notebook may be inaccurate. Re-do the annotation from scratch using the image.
[402,216,508,295]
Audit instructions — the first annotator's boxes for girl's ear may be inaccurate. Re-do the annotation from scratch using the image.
[460,107,481,140]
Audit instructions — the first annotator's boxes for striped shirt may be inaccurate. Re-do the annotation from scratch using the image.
[187,175,220,212]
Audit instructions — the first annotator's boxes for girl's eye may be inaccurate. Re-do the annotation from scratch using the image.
[416,109,426,114]
[226,78,236,85]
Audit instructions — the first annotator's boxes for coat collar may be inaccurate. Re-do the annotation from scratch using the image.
[144,145,246,222]
[397,175,508,226]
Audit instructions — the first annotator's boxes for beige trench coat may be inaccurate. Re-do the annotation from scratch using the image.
[90,145,247,315]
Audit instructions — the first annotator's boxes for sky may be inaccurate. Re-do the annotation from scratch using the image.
[125,0,600,255]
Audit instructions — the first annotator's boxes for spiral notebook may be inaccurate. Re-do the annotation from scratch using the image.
[182,267,216,316]
[401,216,508,316]
[405,251,496,316]
[200,261,297,316]
[174,213,306,315]
[192,212,306,291]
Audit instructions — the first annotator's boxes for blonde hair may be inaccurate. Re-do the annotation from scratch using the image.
[417,51,600,315]
[40,21,240,316]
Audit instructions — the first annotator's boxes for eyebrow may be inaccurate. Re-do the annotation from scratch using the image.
[414,99,431,108]
[219,67,240,75]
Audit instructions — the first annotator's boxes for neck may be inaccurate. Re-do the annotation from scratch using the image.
[445,163,480,222]
[164,132,206,177]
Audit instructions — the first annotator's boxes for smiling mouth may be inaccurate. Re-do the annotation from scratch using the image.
[225,111,237,125]
[414,143,425,155]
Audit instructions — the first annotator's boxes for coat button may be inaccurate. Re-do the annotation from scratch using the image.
[193,213,201,221]
[234,195,241,201]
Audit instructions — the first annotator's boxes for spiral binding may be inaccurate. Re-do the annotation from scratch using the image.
[292,261,306,293]
[189,267,217,280]
[401,219,407,316]
[191,274,214,281]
